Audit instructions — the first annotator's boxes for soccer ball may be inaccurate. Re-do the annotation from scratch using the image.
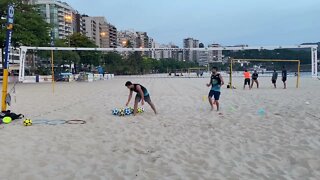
[23,119,32,126]
[137,107,144,113]
[112,108,119,115]
[129,107,134,113]
[124,108,131,115]
[119,108,125,116]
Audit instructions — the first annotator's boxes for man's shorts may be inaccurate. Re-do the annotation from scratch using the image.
[272,79,277,84]
[282,77,287,82]
[135,94,152,103]
[244,78,250,85]
[208,90,221,100]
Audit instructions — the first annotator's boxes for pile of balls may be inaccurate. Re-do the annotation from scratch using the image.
[112,107,144,116]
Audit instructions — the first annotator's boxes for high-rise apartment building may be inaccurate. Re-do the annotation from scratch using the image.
[30,0,76,39]
[117,30,138,48]
[95,17,110,48]
[152,43,180,60]
[82,16,116,48]
[136,32,149,48]
[208,44,223,62]
[74,13,84,34]
[198,43,209,66]
[183,38,199,62]
[82,15,98,45]
[108,24,117,48]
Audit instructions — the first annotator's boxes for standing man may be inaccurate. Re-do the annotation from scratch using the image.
[243,69,251,89]
[282,66,287,89]
[125,81,157,115]
[206,67,224,111]
[272,69,278,88]
[251,70,259,89]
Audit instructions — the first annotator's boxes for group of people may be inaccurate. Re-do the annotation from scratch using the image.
[243,66,288,89]
[124,66,289,115]
[124,66,225,115]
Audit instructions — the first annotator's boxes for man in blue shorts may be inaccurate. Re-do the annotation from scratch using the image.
[206,67,224,111]
[125,81,157,115]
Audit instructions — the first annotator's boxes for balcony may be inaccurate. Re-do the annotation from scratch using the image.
[58,8,64,13]
[58,12,64,17]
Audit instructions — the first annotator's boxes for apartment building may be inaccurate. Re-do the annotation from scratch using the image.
[30,0,76,39]
[117,30,138,48]
[183,38,199,62]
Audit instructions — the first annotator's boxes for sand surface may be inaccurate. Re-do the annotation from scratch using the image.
[0,75,320,180]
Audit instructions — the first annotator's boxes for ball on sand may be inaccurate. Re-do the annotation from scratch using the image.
[112,108,119,115]
[23,119,32,126]
[124,108,131,115]
[137,107,144,113]
[2,117,12,124]
[119,109,125,116]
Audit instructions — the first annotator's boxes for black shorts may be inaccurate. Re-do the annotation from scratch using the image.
[252,78,258,81]
[244,78,250,85]
[282,77,287,82]
[208,90,221,100]
[272,79,277,84]
[135,94,152,103]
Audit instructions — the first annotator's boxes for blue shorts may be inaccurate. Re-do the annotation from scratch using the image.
[208,90,221,100]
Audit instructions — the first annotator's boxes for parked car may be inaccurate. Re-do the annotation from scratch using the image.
[54,72,72,82]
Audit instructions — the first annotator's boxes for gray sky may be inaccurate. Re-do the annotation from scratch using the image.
[65,0,320,47]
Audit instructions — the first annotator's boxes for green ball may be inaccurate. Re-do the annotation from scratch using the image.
[3,116,12,124]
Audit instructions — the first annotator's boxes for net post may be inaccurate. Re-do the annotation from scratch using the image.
[230,58,233,88]
[297,60,300,88]
[51,50,55,93]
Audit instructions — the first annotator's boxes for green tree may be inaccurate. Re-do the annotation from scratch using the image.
[102,52,126,74]
[0,0,51,48]
[53,39,80,73]
[66,33,101,71]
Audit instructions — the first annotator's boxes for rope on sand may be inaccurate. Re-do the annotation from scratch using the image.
[47,120,66,125]
[306,113,320,120]
[66,120,86,125]
[32,119,49,125]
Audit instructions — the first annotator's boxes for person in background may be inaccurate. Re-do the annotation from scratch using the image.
[251,70,259,89]
[272,69,278,88]
[243,69,251,89]
[282,66,287,89]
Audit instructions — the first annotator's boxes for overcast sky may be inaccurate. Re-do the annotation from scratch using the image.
[65,0,320,46]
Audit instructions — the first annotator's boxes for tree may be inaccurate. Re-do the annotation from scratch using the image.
[0,0,51,48]
[53,39,80,73]
[66,33,101,71]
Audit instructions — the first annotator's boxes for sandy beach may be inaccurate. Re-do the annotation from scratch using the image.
[0,75,320,180]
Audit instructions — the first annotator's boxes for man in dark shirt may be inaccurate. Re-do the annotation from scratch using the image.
[272,70,278,88]
[250,70,259,89]
[125,81,157,115]
[282,66,287,89]
[206,67,224,111]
